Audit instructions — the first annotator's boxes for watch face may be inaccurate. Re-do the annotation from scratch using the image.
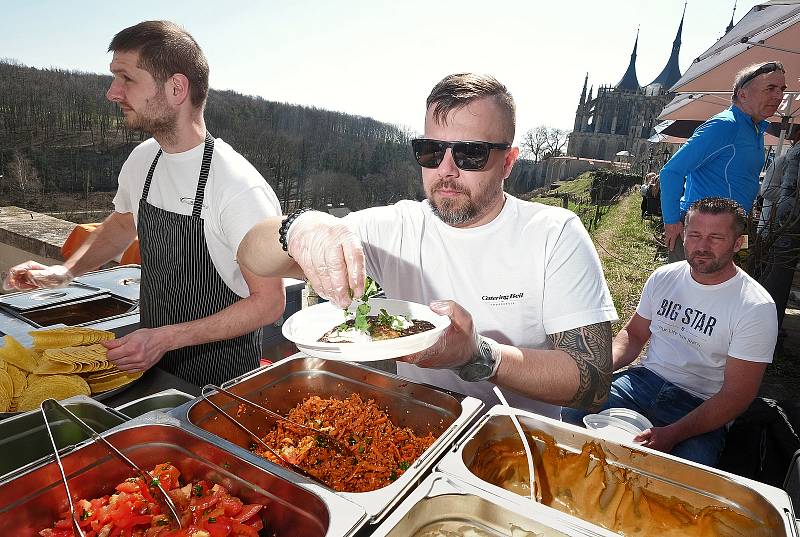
[460,362,494,382]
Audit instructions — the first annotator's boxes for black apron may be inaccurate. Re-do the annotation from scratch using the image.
[137,133,261,386]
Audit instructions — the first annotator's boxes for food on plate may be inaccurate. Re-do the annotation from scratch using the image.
[318,277,436,343]
[0,328,140,412]
[252,393,436,492]
[38,462,264,537]
[468,429,775,537]
[319,315,436,343]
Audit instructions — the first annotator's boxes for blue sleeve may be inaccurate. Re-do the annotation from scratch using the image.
[659,118,734,224]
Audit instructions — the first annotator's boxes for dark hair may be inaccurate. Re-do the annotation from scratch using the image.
[686,197,747,236]
[109,20,209,107]
[426,73,516,141]
[732,61,785,103]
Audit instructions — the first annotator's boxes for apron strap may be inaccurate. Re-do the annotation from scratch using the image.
[192,132,215,218]
[140,133,215,219]
[141,148,163,200]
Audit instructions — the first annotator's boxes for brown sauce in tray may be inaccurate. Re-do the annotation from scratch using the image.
[468,430,776,537]
[319,317,435,342]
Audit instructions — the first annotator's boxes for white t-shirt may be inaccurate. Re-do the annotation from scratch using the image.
[113,138,281,297]
[636,262,777,399]
[344,195,618,417]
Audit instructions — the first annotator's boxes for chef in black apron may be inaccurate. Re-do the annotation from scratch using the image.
[137,133,262,386]
[3,21,285,388]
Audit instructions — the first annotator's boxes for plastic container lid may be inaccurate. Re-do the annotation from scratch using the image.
[599,407,654,431]
[583,414,645,443]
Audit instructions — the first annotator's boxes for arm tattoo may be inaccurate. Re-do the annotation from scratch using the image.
[548,321,612,410]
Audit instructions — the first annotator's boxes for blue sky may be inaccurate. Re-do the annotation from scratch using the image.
[1,0,759,142]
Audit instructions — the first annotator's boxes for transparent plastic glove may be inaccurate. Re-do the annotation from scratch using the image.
[2,261,74,291]
[286,211,365,308]
[400,300,480,369]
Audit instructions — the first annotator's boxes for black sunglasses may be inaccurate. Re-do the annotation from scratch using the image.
[411,138,511,171]
[738,62,782,90]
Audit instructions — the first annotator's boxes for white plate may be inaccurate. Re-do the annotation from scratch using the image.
[599,407,654,431]
[583,413,645,443]
[281,298,450,361]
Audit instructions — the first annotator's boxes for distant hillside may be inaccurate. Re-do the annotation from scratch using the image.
[0,60,537,213]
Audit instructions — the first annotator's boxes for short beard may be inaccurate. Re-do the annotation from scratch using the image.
[125,89,178,142]
[687,252,725,274]
[430,196,478,225]
[428,179,502,226]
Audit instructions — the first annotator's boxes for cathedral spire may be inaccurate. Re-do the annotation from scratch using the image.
[579,72,588,105]
[615,29,641,91]
[588,85,593,102]
[726,0,737,34]
[647,2,685,90]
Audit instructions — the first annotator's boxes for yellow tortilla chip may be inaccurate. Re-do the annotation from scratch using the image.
[16,374,91,412]
[0,336,38,372]
[0,387,11,413]
[30,327,115,350]
[0,369,13,403]
[34,359,78,375]
[6,364,27,398]
[85,370,143,394]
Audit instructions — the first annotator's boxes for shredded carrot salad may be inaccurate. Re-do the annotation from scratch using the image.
[253,394,436,492]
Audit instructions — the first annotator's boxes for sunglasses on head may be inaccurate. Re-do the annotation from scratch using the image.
[738,62,782,90]
[411,138,511,171]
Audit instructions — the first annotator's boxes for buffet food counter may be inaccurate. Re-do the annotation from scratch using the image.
[0,354,796,537]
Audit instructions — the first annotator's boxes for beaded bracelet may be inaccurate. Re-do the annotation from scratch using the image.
[279,207,314,256]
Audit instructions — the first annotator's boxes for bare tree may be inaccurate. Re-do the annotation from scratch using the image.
[2,150,42,206]
[544,128,568,159]
[521,126,549,162]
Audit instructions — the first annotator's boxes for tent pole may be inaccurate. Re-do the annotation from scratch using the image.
[776,116,789,159]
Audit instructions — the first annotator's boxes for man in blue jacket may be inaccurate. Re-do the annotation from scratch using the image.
[660,61,786,262]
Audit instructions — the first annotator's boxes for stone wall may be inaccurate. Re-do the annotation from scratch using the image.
[0,206,77,284]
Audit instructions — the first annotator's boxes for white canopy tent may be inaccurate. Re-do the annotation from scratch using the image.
[670,3,800,93]
[653,1,800,155]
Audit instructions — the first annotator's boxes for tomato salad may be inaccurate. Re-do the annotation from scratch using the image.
[39,463,264,537]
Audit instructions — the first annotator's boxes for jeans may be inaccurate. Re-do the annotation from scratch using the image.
[561,367,726,467]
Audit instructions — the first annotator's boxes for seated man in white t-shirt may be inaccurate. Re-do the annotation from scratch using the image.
[238,73,618,417]
[563,197,777,467]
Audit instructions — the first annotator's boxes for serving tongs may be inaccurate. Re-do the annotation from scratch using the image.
[200,384,359,486]
[40,399,182,536]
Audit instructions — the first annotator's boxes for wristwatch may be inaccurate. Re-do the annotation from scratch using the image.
[458,336,502,382]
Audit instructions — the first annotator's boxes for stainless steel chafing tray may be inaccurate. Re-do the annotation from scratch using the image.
[0,423,366,537]
[115,388,194,419]
[175,355,483,522]
[0,395,128,481]
[0,265,142,343]
[436,405,798,537]
[369,472,615,537]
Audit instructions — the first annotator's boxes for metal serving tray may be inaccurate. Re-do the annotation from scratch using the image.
[74,264,141,302]
[0,283,103,311]
[115,388,194,419]
[0,423,365,536]
[0,395,128,481]
[176,354,483,522]
[437,405,798,537]
[370,472,613,537]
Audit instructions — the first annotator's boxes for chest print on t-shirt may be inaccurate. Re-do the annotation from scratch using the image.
[481,290,526,307]
[180,197,208,209]
[655,297,718,349]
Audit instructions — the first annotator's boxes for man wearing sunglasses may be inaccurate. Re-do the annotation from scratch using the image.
[660,61,787,262]
[239,73,618,417]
